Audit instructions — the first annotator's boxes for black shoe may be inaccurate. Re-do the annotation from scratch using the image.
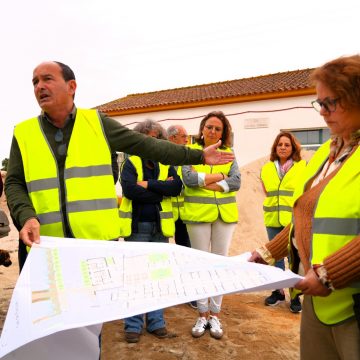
[265,290,285,306]
[290,296,302,313]
[150,327,168,338]
[125,332,140,343]
[188,301,197,309]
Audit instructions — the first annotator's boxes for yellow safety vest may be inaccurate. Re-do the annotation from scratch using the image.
[171,166,185,221]
[119,156,175,237]
[291,140,360,325]
[14,109,120,240]
[261,160,306,227]
[182,143,238,223]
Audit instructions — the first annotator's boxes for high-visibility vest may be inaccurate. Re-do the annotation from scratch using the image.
[119,156,175,237]
[182,143,238,224]
[171,166,185,221]
[14,109,120,240]
[261,160,306,227]
[291,140,360,325]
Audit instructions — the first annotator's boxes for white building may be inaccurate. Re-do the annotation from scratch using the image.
[96,68,328,166]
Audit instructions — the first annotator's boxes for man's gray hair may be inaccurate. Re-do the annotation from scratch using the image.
[166,125,180,137]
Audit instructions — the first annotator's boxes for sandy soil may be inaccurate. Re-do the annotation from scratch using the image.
[0,156,305,360]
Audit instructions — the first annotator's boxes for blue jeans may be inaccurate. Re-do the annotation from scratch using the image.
[126,222,169,243]
[124,222,168,333]
[124,311,166,334]
[266,226,285,271]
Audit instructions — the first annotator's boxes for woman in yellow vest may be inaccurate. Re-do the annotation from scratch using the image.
[182,111,241,340]
[250,54,360,359]
[260,132,306,312]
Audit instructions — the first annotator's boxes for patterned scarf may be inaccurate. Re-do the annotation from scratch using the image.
[329,129,360,164]
[275,159,294,179]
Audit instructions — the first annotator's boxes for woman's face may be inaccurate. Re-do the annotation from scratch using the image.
[276,136,293,162]
[202,116,223,146]
[147,130,159,138]
[316,82,360,139]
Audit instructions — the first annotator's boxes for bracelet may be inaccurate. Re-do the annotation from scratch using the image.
[221,172,225,180]
[255,246,275,266]
[312,264,335,291]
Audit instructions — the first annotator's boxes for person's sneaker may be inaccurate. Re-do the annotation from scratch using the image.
[125,332,140,343]
[208,315,223,339]
[188,301,198,309]
[290,296,302,313]
[265,290,285,306]
[191,317,208,338]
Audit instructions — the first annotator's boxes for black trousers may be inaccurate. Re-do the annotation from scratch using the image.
[174,218,191,248]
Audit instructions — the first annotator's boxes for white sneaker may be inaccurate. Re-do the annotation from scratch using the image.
[208,315,223,339]
[191,317,208,338]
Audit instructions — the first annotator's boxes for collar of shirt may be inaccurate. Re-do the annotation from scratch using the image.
[40,105,77,128]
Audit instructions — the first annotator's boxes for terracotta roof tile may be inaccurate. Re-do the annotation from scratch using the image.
[96,68,314,114]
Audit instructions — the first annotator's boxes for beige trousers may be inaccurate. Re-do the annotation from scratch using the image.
[300,295,360,360]
[186,219,236,314]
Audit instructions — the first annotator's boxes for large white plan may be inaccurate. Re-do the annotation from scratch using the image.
[0,236,302,359]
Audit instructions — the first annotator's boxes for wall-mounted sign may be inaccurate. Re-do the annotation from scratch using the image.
[244,118,269,129]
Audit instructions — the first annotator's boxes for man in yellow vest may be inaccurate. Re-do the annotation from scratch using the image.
[167,124,197,310]
[5,61,234,270]
[166,125,191,248]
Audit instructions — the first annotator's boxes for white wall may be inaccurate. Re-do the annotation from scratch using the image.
[112,94,325,166]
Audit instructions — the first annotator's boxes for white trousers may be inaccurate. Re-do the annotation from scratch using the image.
[187,219,236,314]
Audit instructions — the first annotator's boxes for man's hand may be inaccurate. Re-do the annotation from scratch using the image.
[294,268,332,297]
[203,141,234,165]
[19,218,40,247]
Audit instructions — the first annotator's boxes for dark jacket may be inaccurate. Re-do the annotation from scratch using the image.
[121,158,182,233]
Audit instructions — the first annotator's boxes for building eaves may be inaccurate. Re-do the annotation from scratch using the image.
[96,68,315,116]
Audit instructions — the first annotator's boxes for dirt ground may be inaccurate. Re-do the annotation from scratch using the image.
[0,158,302,360]
[100,293,300,360]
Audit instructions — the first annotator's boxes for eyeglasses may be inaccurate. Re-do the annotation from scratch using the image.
[204,125,223,132]
[311,97,340,113]
[175,134,188,139]
[55,128,67,156]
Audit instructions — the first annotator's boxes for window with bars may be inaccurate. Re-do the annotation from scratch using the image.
[288,128,331,150]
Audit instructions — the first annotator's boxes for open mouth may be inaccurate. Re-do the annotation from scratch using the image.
[39,93,50,100]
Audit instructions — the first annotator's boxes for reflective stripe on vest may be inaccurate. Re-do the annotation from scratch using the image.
[171,166,185,221]
[261,160,306,227]
[185,196,237,205]
[14,109,120,240]
[292,140,360,324]
[313,218,360,235]
[182,143,238,224]
[119,156,175,237]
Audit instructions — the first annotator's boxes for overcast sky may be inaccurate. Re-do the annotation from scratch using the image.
[0,0,359,161]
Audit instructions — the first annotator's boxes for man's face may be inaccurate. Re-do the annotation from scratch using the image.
[32,62,76,114]
[170,127,188,145]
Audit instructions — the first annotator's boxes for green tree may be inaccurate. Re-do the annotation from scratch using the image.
[1,158,8,171]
